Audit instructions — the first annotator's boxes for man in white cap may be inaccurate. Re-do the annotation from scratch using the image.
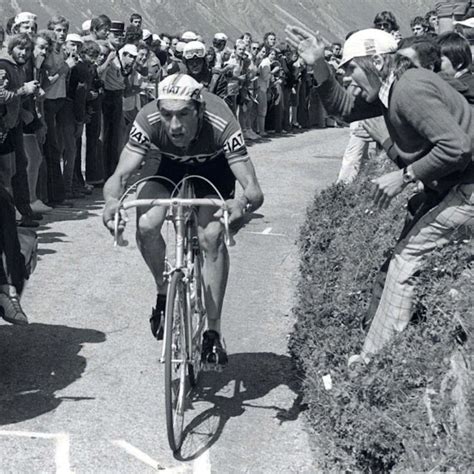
[213,32,231,69]
[82,20,92,35]
[103,73,264,368]
[286,26,474,361]
[181,31,199,43]
[12,12,37,36]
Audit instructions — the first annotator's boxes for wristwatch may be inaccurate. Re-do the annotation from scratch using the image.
[402,167,416,184]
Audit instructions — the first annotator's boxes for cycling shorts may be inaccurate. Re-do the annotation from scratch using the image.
[155,156,236,200]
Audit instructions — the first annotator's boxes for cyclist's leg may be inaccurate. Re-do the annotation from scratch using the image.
[135,180,170,293]
[196,205,229,334]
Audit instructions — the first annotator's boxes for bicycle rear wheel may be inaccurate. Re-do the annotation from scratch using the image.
[164,270,189,453]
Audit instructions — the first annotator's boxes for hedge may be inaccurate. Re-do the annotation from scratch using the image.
[290,158,473,472]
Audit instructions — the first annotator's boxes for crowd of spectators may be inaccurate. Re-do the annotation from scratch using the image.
[0,2,473,333]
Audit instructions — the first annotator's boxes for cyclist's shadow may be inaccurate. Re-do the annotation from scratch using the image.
[176,352,306,461]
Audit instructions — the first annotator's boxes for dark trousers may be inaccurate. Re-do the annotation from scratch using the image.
[84,98,104,183]
[102,90,123,179]
[10,125,31,214]
[0,185,26,293]
[44,98,66,203]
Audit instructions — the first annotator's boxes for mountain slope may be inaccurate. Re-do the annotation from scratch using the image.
[2,0,433,42]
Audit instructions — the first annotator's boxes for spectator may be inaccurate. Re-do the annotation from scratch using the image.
[373,11,399,33]
[437,31,474,101]
[411,16,429,36]
[425,10,439,33]
[397,35,442,71]
[12,12,37,36]
[43,15,77,207]
[129,13,142,29]
[87,15,111,42]
[264,31,277,49]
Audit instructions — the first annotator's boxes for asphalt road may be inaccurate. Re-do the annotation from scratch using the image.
[0,127,348,473]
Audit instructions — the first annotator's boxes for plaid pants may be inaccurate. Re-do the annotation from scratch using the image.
[362,183,474,357]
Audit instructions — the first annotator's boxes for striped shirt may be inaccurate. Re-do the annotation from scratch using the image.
[125,90,249,166]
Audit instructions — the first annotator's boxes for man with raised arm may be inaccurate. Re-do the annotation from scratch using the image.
[286,26,474,362]
[102,73,263,368]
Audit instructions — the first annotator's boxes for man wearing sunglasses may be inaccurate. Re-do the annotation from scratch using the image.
[182,41,228,99]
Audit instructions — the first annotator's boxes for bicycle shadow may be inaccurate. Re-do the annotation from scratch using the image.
[175,352,306,461]
[0,323,106,425]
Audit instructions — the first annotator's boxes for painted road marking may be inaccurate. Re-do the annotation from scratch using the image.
[192,449,211,474]
[0,430,72,474]
[112,439,188,472]
[245,226,286,237]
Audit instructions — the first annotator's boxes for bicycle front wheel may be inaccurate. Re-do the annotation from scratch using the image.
[164,270,189,453]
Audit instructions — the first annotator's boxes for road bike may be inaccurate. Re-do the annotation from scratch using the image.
[113,175,232,453]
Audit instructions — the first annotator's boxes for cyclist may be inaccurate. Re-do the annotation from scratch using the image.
[102,73,264,367]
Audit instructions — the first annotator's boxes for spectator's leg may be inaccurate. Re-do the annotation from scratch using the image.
[85,99,104,184]
[10,126,32,216]
[44,98,66,203]
[58,100,78,196]
[23,133,43,205]
[361,184,474,358]
[336,122,370,184]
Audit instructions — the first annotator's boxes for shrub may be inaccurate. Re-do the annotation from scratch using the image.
[290,159,473,472]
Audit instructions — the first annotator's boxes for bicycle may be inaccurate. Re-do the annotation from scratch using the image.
[113,175,232,453]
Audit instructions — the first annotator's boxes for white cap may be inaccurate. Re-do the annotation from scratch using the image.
[214,32,228,41]
[152,33,160,41]
[120,44,139,57]
[66,33,84,44]
[158,73,203,103]
[454,17,474,28]
[82,19,92,32]
[340,28,398,67]
[176,41,186,53]
[14,12,37,26]
[142,29,152,40]
[181,31,198,41]
[183,41,206,60]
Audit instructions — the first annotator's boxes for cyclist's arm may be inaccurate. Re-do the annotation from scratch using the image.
[229,159,264,212]
[103,146,146,204]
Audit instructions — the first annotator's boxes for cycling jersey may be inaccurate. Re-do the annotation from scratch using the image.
[125,90,249,167]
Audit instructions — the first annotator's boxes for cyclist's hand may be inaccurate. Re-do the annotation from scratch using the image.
[103,200,128,235]
[214,199,245,227]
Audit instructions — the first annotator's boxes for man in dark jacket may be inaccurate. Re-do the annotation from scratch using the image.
[286,26,474,361]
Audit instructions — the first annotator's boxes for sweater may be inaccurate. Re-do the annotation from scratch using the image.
[314,59,474,193]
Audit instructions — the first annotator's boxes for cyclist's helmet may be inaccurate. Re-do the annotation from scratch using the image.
[157,73,204,104]
[183,41,206,60]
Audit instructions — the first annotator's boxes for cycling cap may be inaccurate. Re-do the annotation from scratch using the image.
[120,44,138,57]
[142,29,152,41]
[158,74,204,103]
[183,41,206,60]
[181,31,199,41]
[14,12,37,26]
[82,19,92,32]
[340,28,398,67]
[66,33,84,44]
[175,41,186,53]
[214,32,228,41]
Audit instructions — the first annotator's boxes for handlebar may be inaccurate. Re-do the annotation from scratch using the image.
[113,197,234,247]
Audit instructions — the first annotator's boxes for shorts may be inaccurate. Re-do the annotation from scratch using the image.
[155,156,236,199]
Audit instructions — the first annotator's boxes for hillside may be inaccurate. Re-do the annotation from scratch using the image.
[1,0,434,42]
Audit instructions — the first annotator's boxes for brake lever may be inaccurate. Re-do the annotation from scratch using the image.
[223,208,236,247]
[113,208,128,247]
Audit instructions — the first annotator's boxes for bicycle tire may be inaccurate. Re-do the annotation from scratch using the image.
[164,270,188,453]
[187,243,206,387]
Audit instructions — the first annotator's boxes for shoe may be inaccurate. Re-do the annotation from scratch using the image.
[257,131,269,138]
[0,289,29,326]
[243,130,255,141]
[30,200,53,213]
[17,215,40,228]
[201,330,228,368]
[27,211,43,221]
[246,129,260,140]
[150,294,166,340]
